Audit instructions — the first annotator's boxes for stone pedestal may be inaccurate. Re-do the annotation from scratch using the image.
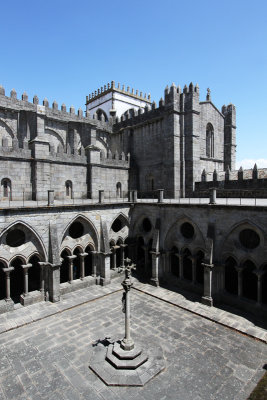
[209,188,216,205]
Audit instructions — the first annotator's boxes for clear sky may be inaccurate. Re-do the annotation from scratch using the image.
[0,0,266,168]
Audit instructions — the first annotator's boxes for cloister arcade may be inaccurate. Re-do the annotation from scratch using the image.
[0,209,267,316]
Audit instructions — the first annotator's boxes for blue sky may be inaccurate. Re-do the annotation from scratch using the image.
[0,0,266,167]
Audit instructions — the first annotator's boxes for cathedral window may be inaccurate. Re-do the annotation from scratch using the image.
[1,178,11,199]
[96,109,108,122]
[206,123,214,158]
[116,182,122,198]
[65,180,72,198]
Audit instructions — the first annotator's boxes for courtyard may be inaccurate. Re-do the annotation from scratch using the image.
[0,282,266,400]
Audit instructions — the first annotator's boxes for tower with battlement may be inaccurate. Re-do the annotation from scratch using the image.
[86,81,152,120]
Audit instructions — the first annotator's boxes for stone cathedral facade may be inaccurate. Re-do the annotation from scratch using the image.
[0,81,266,319]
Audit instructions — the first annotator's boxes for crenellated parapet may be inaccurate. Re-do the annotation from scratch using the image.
[100,150,130,168]
[195,164,267,196]
[0,85,111,129]
[86,81,151,105]
[0,136,31,159]
[113,82,203,131]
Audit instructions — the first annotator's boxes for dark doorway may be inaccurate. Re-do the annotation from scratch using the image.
[183,249,192,281]
[116,240,122,268]
[225,257,238,295]
[10,258,24,303]
[60,250,69,283]
[136,237,145,276]
[196,250,204,285]
[0,263,6,300]
[73,248,81,280]
[262,265,267,304]
[170,246,179,277]
[28,255,40,292]
[85,245,93,276]
[243,260,257,301]
[147,239,153,279]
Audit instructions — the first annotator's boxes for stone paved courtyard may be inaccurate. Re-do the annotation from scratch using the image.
[0,289,266,400]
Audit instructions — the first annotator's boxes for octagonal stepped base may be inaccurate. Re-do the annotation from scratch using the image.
[106,343,148,369]
[89,339,165,386]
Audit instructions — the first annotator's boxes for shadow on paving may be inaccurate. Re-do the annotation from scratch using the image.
[0,290,267,400]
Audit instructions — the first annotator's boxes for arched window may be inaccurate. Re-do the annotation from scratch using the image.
[96,109,108,122]
[206,123,214,158]
[65,180,72,198]
[1,178,11,199]
[116,182,122,198]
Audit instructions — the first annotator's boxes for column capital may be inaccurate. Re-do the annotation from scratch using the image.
[150,251,160,257]
[201,262,214,270]
[21,263,33,270]
[120,244,128,248]
[79,252,88,258]
[3,267,14,273]
[67,255,77,260]
[253,269,265,279]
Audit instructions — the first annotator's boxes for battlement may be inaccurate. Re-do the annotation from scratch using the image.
[195,164,267,196]
[0,137,31,159]
[100,149,130,168]
[86,81,151,105]
[0,85,112,128]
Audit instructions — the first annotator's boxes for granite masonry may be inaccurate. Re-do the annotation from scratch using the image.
[0,80,266,323]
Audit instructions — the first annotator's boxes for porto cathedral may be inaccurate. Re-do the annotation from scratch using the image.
[0,80,266,319]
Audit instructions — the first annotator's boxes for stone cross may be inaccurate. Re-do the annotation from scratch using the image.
[119,258,136,351]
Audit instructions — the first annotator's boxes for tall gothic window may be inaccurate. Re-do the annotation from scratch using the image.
[65,180,72,198]
[206,123,214,158]
[116,182,122,198]
[1,178,11,198]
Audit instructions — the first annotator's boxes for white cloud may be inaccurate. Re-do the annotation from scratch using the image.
[235,159,267,169]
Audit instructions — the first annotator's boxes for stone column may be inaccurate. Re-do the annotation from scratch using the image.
[91,251,98,279]
[201,262,214,306]
[235,266,243,298]
[21,264,32,296]
[143,245,148,275]
[3,267,14,300]
[254,270,264,306]
[120,244,127,268]
[67,255,77,283]
[157,189,164,203]
[39,263,45,296]
[191,256,197,284]
[150,251,160,287]
[79,253,88,280]
[49,263,61,302]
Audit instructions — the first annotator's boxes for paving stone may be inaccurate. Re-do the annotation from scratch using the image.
[0,289,266,399]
